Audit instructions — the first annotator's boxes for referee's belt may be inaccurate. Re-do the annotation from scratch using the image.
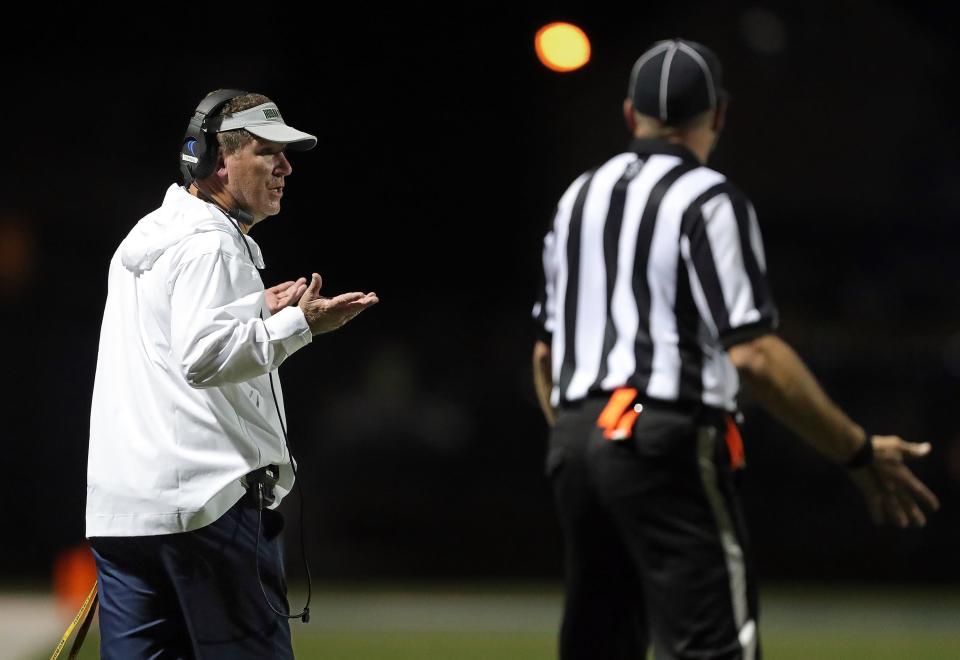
[593,388,746,469]
[242,464,280,510]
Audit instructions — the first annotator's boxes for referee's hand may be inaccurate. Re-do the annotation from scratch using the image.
[298,273,378,335]
[848,436,940,528]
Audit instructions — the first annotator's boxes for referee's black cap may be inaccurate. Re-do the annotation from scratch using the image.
[628,38,727,126]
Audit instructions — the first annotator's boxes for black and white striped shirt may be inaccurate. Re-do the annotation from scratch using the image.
[533,139,778,411]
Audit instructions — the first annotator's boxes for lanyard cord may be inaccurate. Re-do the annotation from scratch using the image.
[255,305,313,624]
[217,199,313,624]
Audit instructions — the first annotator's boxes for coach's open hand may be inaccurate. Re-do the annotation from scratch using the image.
[849,436,940,528]
[265,278,309,314]
[298,273,378,335]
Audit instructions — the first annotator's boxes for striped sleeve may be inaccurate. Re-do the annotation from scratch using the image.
[532,171,592,343]
[680,183,778,348]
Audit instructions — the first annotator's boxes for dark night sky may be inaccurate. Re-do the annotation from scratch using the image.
[2,3,959,582]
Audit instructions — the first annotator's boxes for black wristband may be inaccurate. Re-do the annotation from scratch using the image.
[845,434,874,470]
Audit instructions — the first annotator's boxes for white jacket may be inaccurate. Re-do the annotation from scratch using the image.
[86,184,313,537]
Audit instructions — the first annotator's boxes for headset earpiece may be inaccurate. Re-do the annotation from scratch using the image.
[190,131,218,181]
[179,88,248,186]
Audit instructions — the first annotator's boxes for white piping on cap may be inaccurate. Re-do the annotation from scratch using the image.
[628,41,672,101]
[659,41,680,121]
[677,41,718,111]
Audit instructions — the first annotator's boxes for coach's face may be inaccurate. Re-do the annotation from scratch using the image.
[221,138,293,223]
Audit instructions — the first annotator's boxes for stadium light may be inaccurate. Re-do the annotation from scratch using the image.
[535,22,591,72]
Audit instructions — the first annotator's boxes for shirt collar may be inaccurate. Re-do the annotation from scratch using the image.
[628,138,701,165]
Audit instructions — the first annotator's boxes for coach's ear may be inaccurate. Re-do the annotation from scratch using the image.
[623,98,637,133]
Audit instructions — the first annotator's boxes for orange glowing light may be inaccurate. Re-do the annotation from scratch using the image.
[53,543,97,612]
[535,22,591,72]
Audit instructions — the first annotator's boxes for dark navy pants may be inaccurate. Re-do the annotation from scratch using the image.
[89,496,293,659]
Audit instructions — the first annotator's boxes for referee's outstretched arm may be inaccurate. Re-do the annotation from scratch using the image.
[729,334,940,527]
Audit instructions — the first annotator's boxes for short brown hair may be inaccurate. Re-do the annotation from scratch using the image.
[208,91,272,155]
[633,107,713,139]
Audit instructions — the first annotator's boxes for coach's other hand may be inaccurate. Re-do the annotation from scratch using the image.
[298,273,378,335]
[265,278,309,314]
[849,436,940,528]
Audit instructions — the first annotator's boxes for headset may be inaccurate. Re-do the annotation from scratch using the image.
[180,90,313,624]
[179,88,247,186]
[179,89,256,226]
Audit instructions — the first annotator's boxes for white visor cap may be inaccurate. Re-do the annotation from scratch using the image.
[217,102,317,150]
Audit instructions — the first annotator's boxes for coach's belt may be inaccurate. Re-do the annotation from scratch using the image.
[242,464,280,510]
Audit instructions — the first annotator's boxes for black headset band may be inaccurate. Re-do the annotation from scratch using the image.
[194,88,248,123]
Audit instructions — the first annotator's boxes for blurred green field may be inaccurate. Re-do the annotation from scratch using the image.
[29,583,960,660]
[43,630,960,660]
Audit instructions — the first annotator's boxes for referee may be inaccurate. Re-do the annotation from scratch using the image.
[531,38,939,660]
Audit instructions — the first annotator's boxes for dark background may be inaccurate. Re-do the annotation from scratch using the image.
[2,2,958,586]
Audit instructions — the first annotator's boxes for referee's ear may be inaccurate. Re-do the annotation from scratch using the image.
[711,102,728,134]
[623,99,638,134]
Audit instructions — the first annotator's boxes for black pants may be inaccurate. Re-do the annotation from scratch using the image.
[89,496,293,660]
[548,397,760,660]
